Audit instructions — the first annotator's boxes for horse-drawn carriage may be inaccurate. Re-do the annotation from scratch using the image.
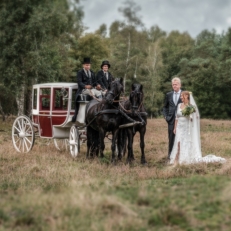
[12,82,88,157]
[12,80,147,163]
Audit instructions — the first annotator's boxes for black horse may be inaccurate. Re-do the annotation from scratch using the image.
[118,83,147,164]
[85,78,124,162]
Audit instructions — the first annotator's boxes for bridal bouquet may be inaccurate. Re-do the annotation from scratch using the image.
[182,104,196,117]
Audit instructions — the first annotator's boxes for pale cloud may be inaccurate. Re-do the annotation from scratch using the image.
[81,0,231,38]
[227,17,231,25]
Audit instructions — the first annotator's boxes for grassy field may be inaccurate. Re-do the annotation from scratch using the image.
[0,117,231,231]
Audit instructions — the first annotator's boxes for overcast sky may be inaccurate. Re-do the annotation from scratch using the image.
[81,0,231,38]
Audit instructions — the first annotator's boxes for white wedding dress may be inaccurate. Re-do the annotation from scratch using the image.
[170,95,226,165]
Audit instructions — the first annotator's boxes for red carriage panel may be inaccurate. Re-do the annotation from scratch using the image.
[51,112,67,125]
[39,113,52,137]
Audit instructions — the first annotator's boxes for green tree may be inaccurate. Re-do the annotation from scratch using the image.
[179,29,231,118]
[159,31,194,93]
[109,0,145,92]
[141,27,166,117]
[0,0,83,115]
[95,24,107,38]
[0,85,17,120]
[71,33,110,72]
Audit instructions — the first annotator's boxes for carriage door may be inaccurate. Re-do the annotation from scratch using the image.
[39,88,52,138]
[52,88,69,126]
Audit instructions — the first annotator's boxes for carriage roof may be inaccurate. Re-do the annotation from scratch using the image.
[33,82,78,89]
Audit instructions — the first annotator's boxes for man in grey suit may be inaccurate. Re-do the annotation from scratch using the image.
[163,77,182,160]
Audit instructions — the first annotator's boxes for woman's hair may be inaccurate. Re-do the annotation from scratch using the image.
[181,91,190,101]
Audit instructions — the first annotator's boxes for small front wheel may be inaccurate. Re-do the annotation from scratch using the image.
[12,115,35,153]
[69,125,80,157]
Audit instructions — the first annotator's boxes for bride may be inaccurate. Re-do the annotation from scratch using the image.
[170,91,226,165]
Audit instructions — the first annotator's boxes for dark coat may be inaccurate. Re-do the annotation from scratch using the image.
[163,91,182,125]
[76,69,98,95]
[96,70,113,90]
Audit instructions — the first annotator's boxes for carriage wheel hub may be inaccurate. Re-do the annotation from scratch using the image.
[19,132,26,138]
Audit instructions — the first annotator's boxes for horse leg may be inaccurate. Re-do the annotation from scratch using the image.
[99,129,106,158]
[123,130,128,157]
[111,129,119,163]
[87,126,99,158]
[140,127,147,164]
[92,129,100,157]
[126,128,134,164]
[86,126,92,158]
[131,133,135,160]
[117,129,125,160]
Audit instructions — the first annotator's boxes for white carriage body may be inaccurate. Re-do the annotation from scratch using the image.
[12,82,89,155]
[32,82,88,139]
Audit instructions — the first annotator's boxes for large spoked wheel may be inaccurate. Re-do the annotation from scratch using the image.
[54,139,68,151]
[12,115,35,153]
[69,125,80,157]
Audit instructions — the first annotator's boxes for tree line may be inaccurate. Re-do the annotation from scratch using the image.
[0,0,231,119]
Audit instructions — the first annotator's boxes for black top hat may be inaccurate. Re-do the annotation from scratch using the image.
[101,60,111,68]
[82,57,91,64]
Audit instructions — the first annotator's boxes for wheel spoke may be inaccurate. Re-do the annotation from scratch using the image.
[24,137,32,145]
[21,119,25,131]
[15,137,20,144]
[18,139,22,151]
[23,138,29,151]
[25,126,31,133]
[54,139,68,151]
[22,139,25,152]
[14,126,21,133]
[16,120,22,131]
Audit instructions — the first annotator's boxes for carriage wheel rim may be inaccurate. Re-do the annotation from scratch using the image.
[69,126,79,157]
[12,115,35,153]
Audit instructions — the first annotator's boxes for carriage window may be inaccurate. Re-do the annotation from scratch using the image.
[53,88,68,110]
[71,89,77,109]
[33,89,37,109]
[40,88,51,110]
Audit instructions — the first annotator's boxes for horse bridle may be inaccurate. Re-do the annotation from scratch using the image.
[119,90,146,125]
[106,83,124,104]
[130,90,143,111]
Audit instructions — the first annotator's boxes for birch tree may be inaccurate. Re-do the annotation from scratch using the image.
[109,0,144,92]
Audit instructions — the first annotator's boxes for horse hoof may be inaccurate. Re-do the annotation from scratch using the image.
[111,159,117,165]
[117,155,123,161]
[141,161,147,165]
[126,158,133,165]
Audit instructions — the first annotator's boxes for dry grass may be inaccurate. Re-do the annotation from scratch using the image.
[0,117,231,230]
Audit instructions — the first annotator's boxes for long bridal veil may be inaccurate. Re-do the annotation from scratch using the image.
[189,93,202,160]
[189,93,226,164]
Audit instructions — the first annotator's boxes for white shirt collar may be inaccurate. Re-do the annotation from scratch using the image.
[174,90,181,94]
